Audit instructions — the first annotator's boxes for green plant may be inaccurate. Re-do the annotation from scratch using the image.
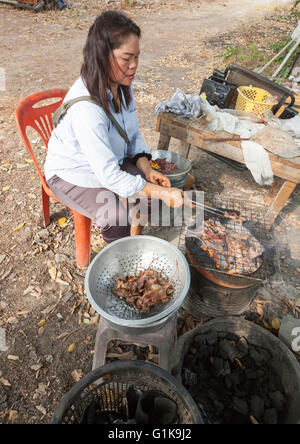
[290,0,300,17]
[241,43,265,67]
[219,44,241,61]
[269,37,298,78]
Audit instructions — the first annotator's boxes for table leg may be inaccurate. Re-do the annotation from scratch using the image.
[158,133,171,150]
[266,179,297,220]
[179,141,191,159]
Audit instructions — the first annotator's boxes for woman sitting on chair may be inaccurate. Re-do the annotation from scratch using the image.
[44,10,190,244]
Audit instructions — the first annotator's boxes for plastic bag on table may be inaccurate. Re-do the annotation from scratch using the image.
[264,110,300,138]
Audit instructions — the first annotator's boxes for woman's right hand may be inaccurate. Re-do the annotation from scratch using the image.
[161,187,194,209]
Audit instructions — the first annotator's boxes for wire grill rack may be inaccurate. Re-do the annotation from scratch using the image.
[178,194,283,283]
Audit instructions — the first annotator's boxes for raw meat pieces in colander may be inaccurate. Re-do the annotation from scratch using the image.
[112,260,176,313]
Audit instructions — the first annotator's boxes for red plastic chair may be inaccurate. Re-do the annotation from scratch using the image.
[15,90,92,268]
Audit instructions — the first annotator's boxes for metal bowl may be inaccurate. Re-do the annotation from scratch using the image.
[85,236,190,328]
[150,150,192,188]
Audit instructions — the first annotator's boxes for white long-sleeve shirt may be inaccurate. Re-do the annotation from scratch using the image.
[44,77,150,198]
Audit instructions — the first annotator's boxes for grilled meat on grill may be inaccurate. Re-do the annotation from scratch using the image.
[189,215,264,275]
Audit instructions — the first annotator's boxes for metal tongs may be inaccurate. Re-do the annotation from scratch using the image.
[190,200,227,217]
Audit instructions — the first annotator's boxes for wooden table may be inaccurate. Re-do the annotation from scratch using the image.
[156,112,300,221]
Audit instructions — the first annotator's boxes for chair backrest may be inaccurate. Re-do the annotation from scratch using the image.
[14,89,67,184]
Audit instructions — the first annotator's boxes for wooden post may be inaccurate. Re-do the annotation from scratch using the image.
[266,180,297,221]
[158,133,171,151]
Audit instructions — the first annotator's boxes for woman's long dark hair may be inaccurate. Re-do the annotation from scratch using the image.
[81,11,141,114]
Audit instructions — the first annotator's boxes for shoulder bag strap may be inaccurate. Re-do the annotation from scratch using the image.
[52,95,130,145]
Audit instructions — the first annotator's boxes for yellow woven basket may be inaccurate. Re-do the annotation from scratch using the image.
[235,85,278,118]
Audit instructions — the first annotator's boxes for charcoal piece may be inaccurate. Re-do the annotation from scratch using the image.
[229,372,240,387]
[79,401,112,424]
[250,395,265,420]
[243,379,260,395]
[197,402,211,424]
[211,357,224,377]
[80,401,98,424]
[182,367,198,387]
[268,372,283,393]
[263,408,278,425]
[222,409,249,424]
[126,386,142,419]
[206,345,216,358]
[264,395,273,410]
[207,388,218,402]
[189,347,198,356]
[223,360,231,375]
[219,340,240,362]
[269,391,286,411]
[183,354,197,369]
[224,374,233,390]
[189,383,202,398]
[151,397,178,424]
[256,368,265,379]
[196,347,210,362]
[241,354,256,369]
[213,399,225,417]
[249,347,270,363]
[237,337,249,357]
[225,333,240,343]
[195,361,210,380]
[206,331,218,345]
[245,369,257,380]
[193,335,207,345]
[135,390,178,425]
[232,397,248,417]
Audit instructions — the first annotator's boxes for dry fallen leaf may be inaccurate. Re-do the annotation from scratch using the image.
[68,343,76,353]
[9,410,19,423]
[250,415,260,424]
[71,369,83,382]
[271,318,281,330]
[48,265,57,281]
[13,222,25,232]
[0,377,11,386]
[106,351,135,360]
[31,364,43,371]
[255,303,264,317]
[36,383,47,395]
[37,319,46,327]
[7,355,19,361]
[23,285,35,296]
[57,217,67,226]
[56,277,70,286]
[35,405,47,416]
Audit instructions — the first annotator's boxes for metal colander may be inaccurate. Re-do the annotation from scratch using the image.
[85,236,190,329]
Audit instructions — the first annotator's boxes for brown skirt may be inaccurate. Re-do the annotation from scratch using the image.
[46,158,151,243]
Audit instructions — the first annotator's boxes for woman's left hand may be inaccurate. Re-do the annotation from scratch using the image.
[145,169,171,188]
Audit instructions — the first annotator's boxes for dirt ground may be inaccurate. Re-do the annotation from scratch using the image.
[0,0,299,424]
